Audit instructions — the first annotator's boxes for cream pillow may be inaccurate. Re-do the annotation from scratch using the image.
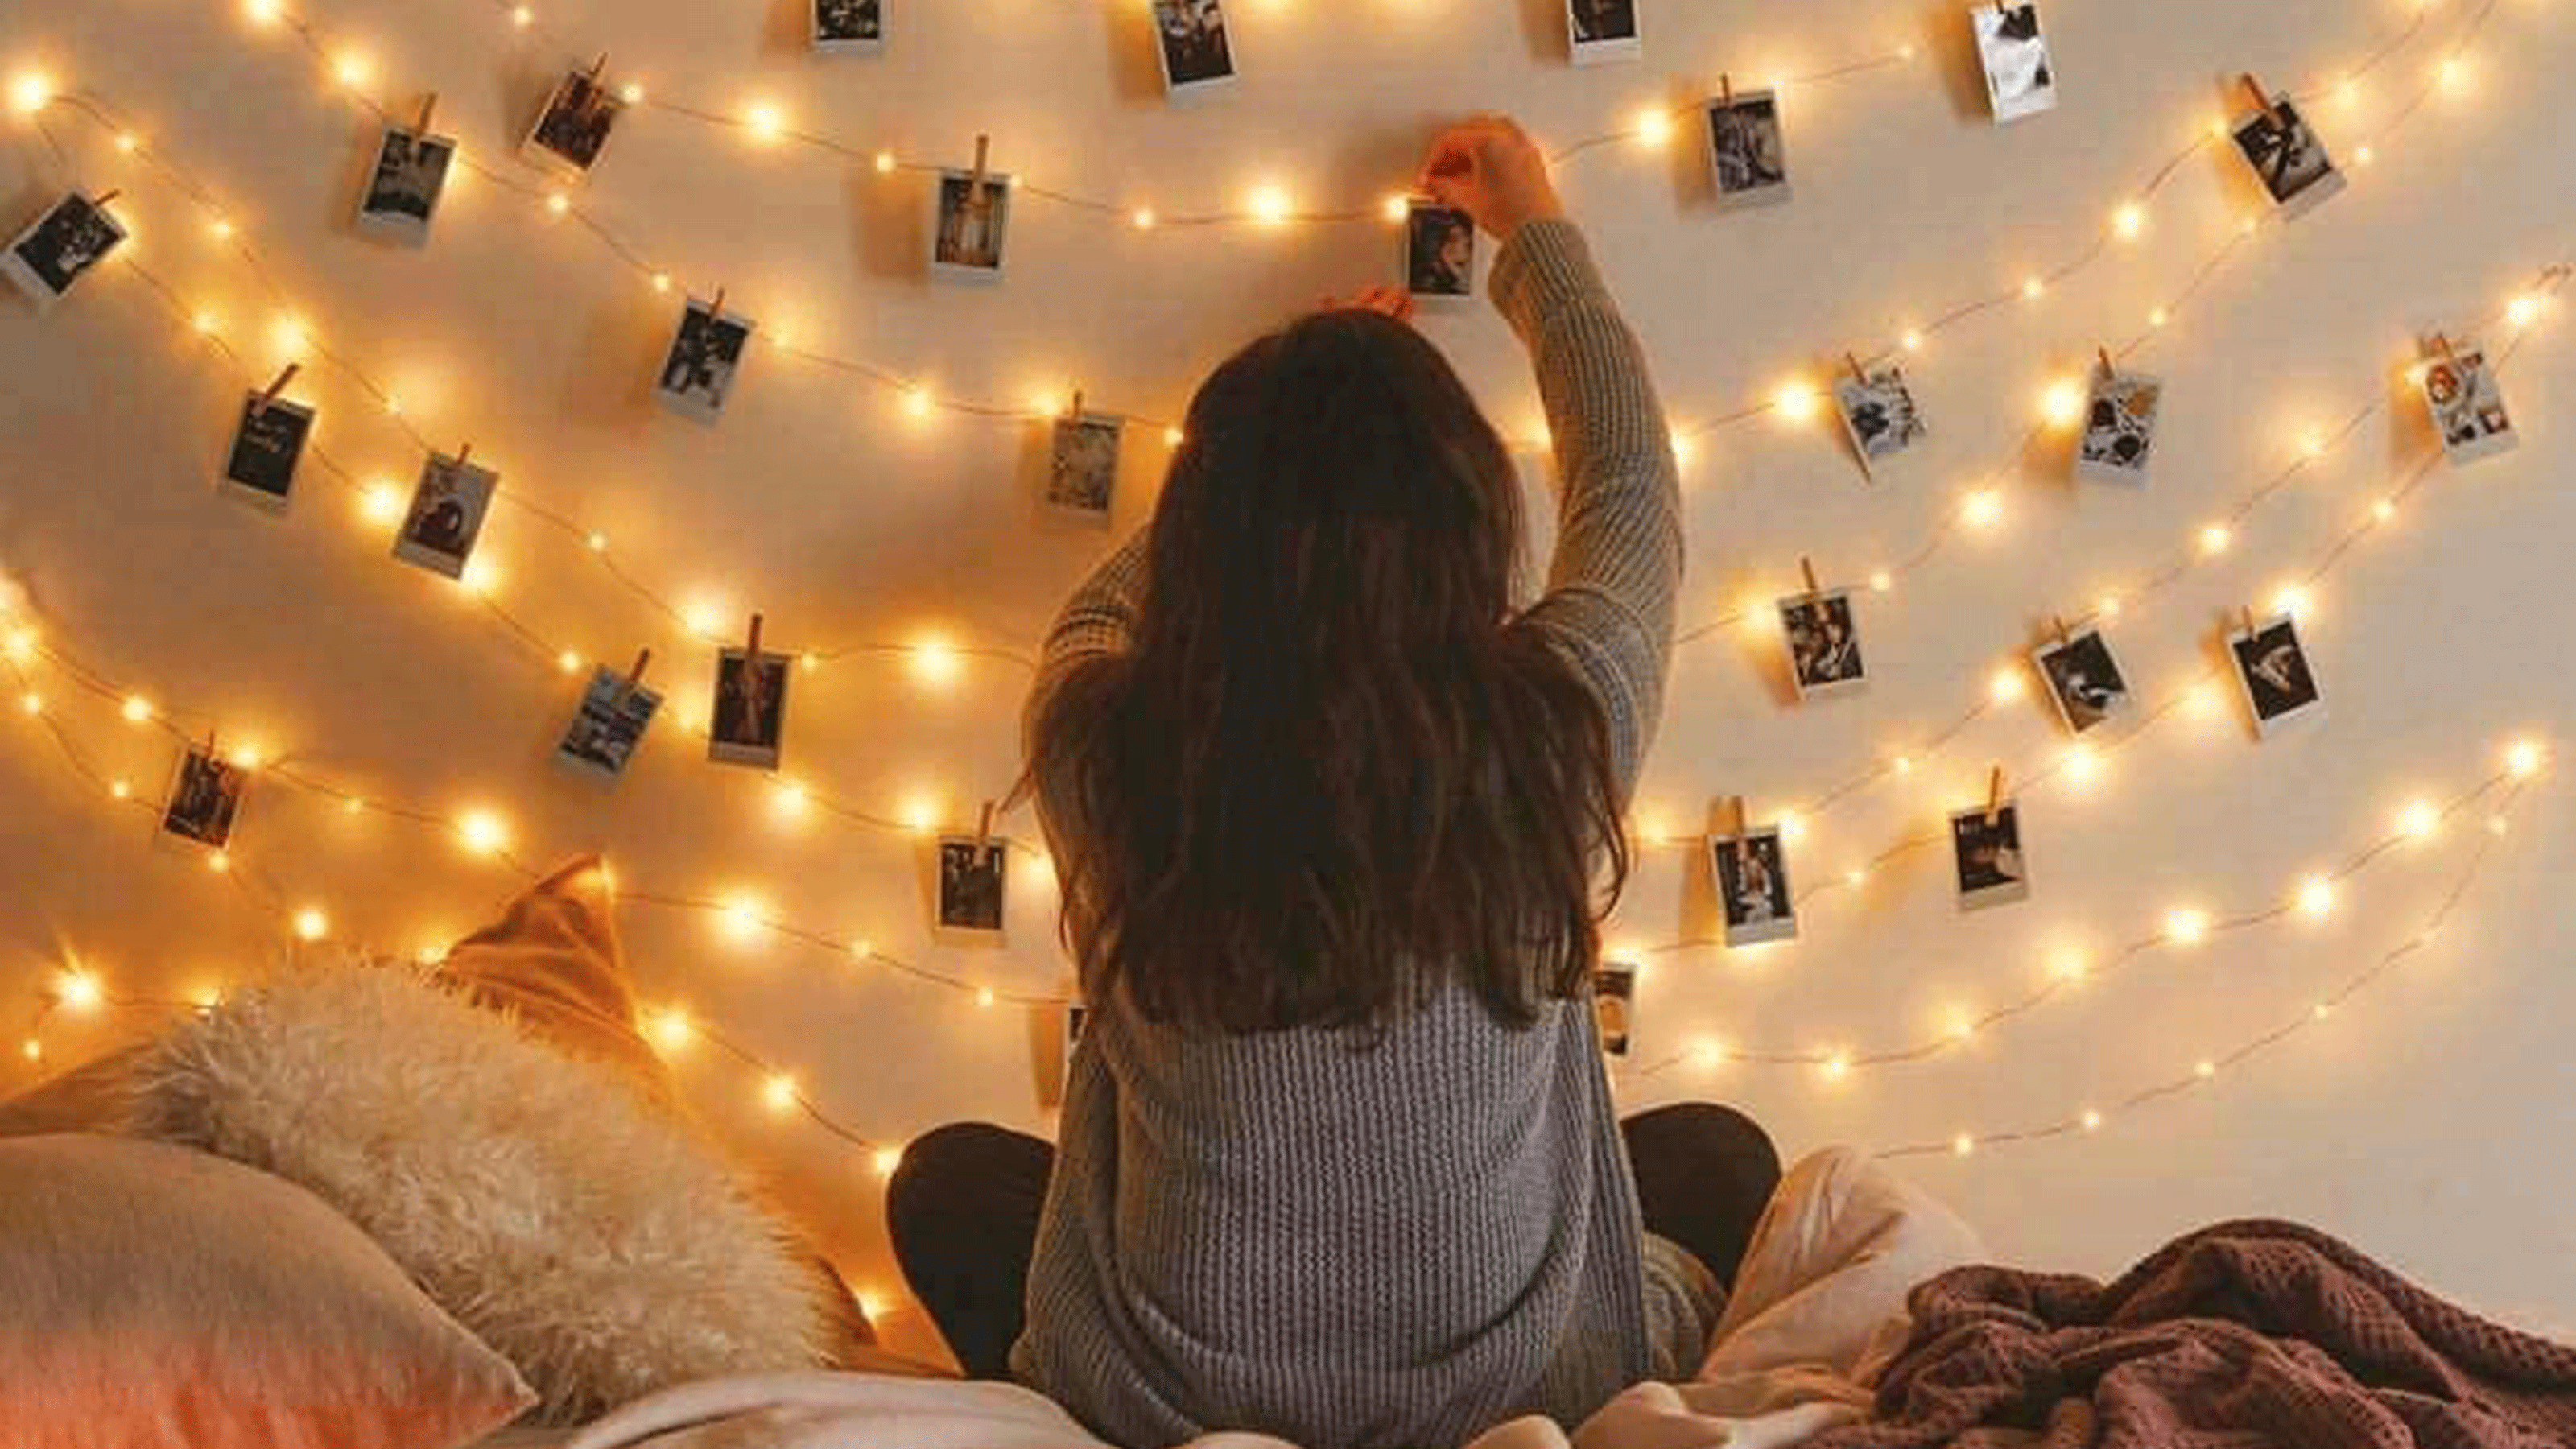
[0,1133,534,1448]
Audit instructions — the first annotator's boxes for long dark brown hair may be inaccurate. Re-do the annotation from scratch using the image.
[1026,308,1629,1034]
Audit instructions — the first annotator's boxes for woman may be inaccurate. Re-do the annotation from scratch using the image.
[890,117,1780,1447]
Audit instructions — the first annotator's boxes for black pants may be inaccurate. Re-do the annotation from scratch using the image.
[886,1103,1782,1380]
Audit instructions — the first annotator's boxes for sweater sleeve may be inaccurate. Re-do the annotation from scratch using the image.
[1487,220,1685,800]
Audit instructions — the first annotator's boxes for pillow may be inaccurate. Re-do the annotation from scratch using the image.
[0,1045,139,1139]
[0,1133,534,1448]
[126,959,844,1425]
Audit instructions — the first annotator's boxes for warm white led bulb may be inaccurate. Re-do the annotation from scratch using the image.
[58,971,104,1011]
[2165,908,2211,945]
[764,1074,798,1111]
[2506,739,2545,777]
[871,1146,904,1177]
[293,908,328,942]
[2297,877,2336,919]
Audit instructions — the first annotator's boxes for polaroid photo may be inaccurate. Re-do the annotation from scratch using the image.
[1834,365,1928,473]
[2228,611,2326,737]
[159,743,247,851]
[655,296,755,423]
[1592,959,1637,1057]
[708,646,791,768]
[930,168,1012,282]
[1778,588,1867,701]
[813,0,884,53]
[2,192,127,313]
[1704,91,1790,208]
[2075,369,2163,485]
[522,68,625,180]
[1949,802,2031,911]
[2231,97,2343,221]
[2032,626,2131,736]
[936,835,1009,942]
[1711,826,1797,948]
[390,450,498,580]
[555,665,662,779]
[219,392,314,513]
[1405,200,1476,303]
[1567,0,1642,65]
[1047,412,1122,522]
[356,125,456,244]
[2420,344,2517,465]
[1151,0,1236,97]
[1972,3,2057,124]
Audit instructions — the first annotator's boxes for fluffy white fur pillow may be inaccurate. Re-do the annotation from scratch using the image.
[126,960,836,1425]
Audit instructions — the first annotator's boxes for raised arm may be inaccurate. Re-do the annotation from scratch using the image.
[1426,119,1684,798]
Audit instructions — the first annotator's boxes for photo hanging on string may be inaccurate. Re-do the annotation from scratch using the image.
[522,68,625,180]
[1405,200,1476,303]
[555,666,663,780]
[1592,959,1637,1057]
[159,744,248,852]
[1046,412,1123,523]
[2418,343,2517,465]
[2227,610,2326,737]
[1711,825,1797,948]
[1833,364,1928,473]
[655,297,756,423]
[2230,95,2343,220]
[219,392,314,514]
[813,0,884,54]
[1567,0,1642,65]
[1,192,126,312]
[390,451,498,580]
[1949,801,2031,910]
[1704,90,1790,208]
[1151,0,1237,97]
[2031,626,2132,735]
[1971,2,2058,124]
[708,646,791,768]
[935,836,1009,943]
[356,125,456,244]
[1778,588,1868,702]
[2075,369,2164,485]
[930,169,1012,281]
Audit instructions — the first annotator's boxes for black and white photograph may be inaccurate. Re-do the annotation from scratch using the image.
[390,450,498,579]
[355,125,456,242]
[654,296,755,422]
[159,744,246,850]
[555,665,662,779]
[2,192,127,312]
[1704,91,1790,207]
[1592,959,1637,1057]
[1406,200,1476,301]
[1778,588,1867,701]
[2032,626,2131,735]
[1949,803,2030,910]
[1046,412,1122,522]
[813,0,883,53]
[2231,96,2343,220]
[1567,0,1641,65]
[708,646,791,768]
[930,169,1011,281]
[2228,611,2326,737]
[219,392,314,512]
[1711,826,1797,948]
[2075,369,2164,485]
[936,836,1009,938]
[522,67,625,179]
[1151,0,1236,96]
[1834,365,1928,472]
[2420,344,2517,465]
[1971,3,2057,124]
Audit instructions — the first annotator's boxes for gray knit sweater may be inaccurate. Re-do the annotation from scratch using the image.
[1013,221,1696,1448]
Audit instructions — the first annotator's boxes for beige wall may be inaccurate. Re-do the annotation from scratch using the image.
[3,0,2570,1352]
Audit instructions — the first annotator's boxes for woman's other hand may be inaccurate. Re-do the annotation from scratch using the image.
[1419,115,1567,243]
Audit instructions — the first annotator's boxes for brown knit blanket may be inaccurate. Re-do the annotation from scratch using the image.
[1806,1219,2576,1449]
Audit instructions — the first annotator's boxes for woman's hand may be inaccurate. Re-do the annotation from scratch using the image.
[1419,115,1566,243]
[1321,284,1416,324]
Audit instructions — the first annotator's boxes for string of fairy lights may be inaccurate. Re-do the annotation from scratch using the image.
[0,0,2544,890]
[0,0,2566,1187]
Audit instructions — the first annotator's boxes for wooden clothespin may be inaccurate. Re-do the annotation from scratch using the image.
[708,286,726,318]
[614,647,651,700]
[2097,345,2117,378]
[2239,73,2287,126]
[453,442,473,469]
[2051,614,2072,646]
[1844,352,1870,386]
[973,800,995,853]
[967,133,991,197]
[1067,388,1085,423]
[251,362,299,419]
[1728,795,1752,865]
[1985,766,2005,827]
[1719,72,1733,107]
[587,53,609,83]
[416,92,438,134]
[2428,331,2457,360]
[1800,555,1823,601]
[744,611,766,661]
[93,189,121,207]
[2241,603,2258,637]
